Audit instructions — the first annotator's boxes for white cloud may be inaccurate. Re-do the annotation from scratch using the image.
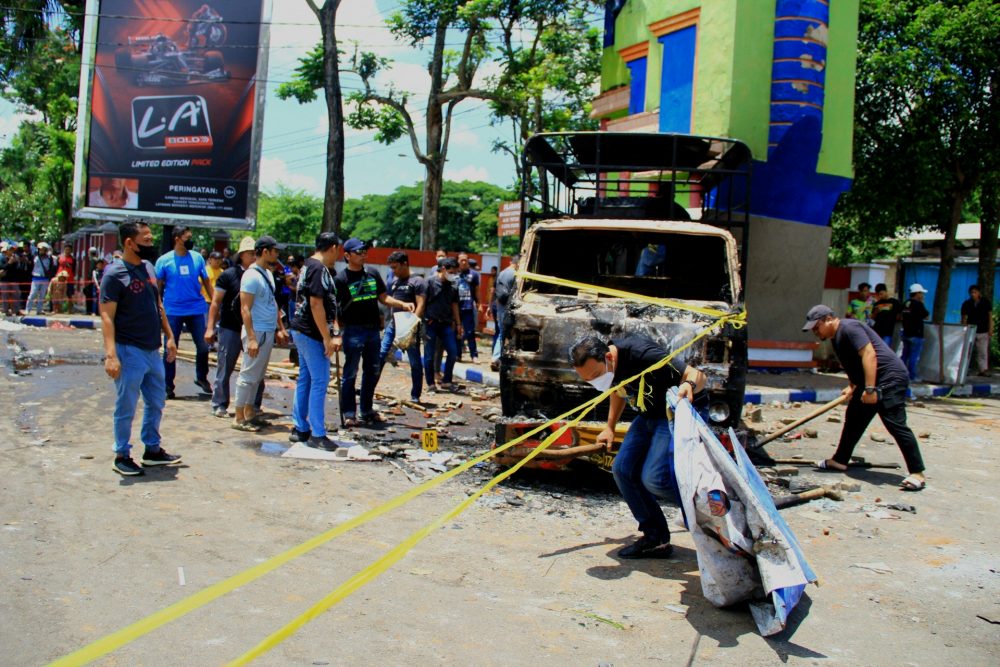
[447,164,491,183]
[449,124,480,148]
[260,156,322,194]
[0,108,41,148]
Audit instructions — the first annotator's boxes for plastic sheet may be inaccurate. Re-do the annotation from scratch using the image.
[671,393,817,635]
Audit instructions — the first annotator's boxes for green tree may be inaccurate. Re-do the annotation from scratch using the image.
[255,186,324,243]
[0,28,79,237]
[836,0,999,321]
[275,1,347,235]
[486,0,601,192]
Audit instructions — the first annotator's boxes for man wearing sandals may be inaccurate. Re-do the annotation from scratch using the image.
[802,305,927,491]
[232,236,288,432]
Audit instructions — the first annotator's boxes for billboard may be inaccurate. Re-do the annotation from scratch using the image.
[72,0,271,229]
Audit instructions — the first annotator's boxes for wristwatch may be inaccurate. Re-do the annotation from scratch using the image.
[864,386,877,394]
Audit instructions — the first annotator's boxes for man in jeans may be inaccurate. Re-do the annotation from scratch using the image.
[900,283,930,382]
[803,304,927,491]
[490,254,519,371]
[25,242,56,314]
[155,226,214,398]
[232,236,288,431]
[289,233,342,450]
[334,238,414,426]
[205,236,259,418]
[570,334,706,559]
[422,257,462,392]
[100,221,181,476]
[456,252,480,363]
[378,250,426,402]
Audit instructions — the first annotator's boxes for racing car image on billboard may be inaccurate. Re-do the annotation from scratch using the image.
[114,33,229,87]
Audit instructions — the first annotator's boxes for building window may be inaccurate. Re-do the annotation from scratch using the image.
[626,57,647,114]
[651,9,699,133]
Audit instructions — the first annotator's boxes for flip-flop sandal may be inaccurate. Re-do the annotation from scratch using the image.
[249,416,272,427]
[342,417,360,428]
[231,421,261,433]
[361,413,386,424]
[814,459,848,472]
[899,475,926,491]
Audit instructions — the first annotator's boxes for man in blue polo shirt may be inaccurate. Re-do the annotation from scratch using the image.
[155,226,214,398]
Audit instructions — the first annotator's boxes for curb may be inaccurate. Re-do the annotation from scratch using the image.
[745,383,1000,405]
[18,316,98,330]
[392,349,500,387]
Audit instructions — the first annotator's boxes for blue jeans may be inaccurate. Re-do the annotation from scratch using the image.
[164,313,209,392]
[340,325,380,418]
[379,320,423,400]
[492,303,506,361]
[424,320,457,385]
[881,335,894,351]
[112,343,166,457]
[611,414,677,540]
[458,308,478,359]
[291,331,330,437]
[901,336,924,380]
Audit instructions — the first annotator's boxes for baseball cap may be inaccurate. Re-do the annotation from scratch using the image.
[801,304,835,331]
[237,236,255,255]
[37,241,51,250]
[343,238,367,254]
[255,235,278,251]
[909,283,928,294]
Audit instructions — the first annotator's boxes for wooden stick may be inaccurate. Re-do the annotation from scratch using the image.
[756,394,849,447]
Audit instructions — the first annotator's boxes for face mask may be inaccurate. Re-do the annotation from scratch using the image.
[445,272,458,283]
[136,243,158,262]
[183,239,195,251]
[587,360,615,392]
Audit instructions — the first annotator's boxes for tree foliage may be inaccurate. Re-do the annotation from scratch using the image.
[833,0,999,320]
[0,27,80,238]
[341,180,515,252]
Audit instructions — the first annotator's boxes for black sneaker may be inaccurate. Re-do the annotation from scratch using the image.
[112,456,144,476]
[617,535,673,559]
[194,379,212,394]
[288,428,312,443]
[141,448,182,466]
[166,390,176,400]
[306,435,340,451]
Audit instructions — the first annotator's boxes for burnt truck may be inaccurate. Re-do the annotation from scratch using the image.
[495,132,751,472]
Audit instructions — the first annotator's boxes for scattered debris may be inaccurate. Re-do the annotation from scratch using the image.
[827,415,842,423]
[865,510,900,521]
[870,433,887,443]
[745,406,762,423]
[664,604,687,615]
[881,502,916,513]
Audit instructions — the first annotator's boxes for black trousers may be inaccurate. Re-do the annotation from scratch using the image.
[833,384,925,474]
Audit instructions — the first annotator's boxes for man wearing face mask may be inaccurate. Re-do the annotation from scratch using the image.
[155,226,214,398]
[570,334,706,559]
[100,221,181,476]
[422,257,462,392]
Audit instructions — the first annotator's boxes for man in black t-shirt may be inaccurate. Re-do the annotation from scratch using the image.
[803,304,926,490]
[100,221,182,476]
[961,284,993,376]
[378,250,426,401]
[334,238,415,426]
[571,334,706,559]
[288,233,342,449]
[423,257,462,392]
[871,282,902,350]
[900,283,930,382]
[205,236,260,418]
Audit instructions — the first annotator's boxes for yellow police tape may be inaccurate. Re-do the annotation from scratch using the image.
[50,281,744,665]
[516,270,742,320]
[223,311,745,664]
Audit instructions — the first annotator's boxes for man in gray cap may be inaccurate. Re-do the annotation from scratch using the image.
[802,304,927,491]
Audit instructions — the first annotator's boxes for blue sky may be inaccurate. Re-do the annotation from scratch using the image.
[0,0,543,199]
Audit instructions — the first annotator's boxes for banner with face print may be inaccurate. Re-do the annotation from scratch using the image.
[73,0,270,229]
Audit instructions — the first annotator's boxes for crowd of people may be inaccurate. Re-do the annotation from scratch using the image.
[93,224,509,475]
[0,241,90,316]
[846,280,993,379]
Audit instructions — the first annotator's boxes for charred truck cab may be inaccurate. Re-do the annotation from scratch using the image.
[495,132,751,471]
